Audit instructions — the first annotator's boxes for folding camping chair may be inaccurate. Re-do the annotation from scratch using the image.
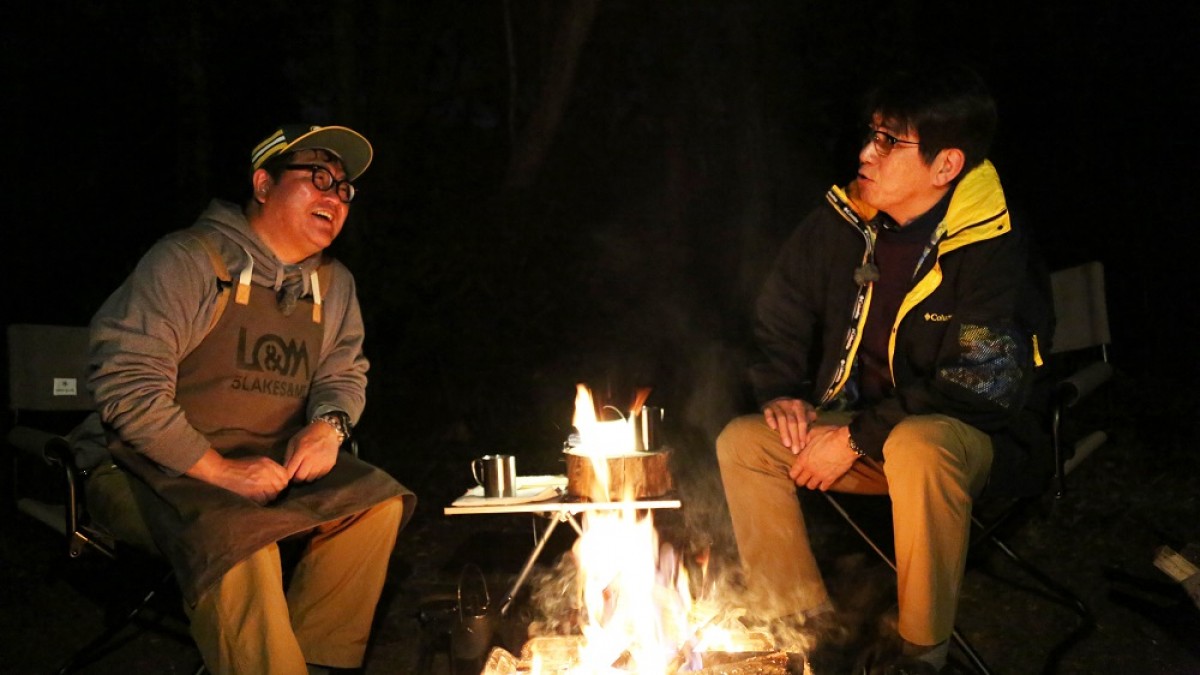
[7,324,114,559]
[5,323,197,673]
[822,260,1113,674]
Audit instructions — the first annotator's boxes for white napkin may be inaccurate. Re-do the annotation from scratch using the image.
[451,475,569,506]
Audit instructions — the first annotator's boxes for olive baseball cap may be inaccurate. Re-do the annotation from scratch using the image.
[250,124,373,181]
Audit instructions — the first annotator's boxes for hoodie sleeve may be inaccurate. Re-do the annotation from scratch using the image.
[88,234,224,475]
[306,261,369,426]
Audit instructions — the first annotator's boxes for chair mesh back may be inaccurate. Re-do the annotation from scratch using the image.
[1049,262,1110,355]
[6,324,94,412]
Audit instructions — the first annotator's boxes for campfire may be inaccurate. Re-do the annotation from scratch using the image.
[479,384,805,674]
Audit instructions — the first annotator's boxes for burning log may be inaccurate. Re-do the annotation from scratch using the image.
[482,646,520,674]
[518,634,583,669]
[565,448,673,501]
[485,639,792,674]
[485,641,791,674]
[693,650,791,674]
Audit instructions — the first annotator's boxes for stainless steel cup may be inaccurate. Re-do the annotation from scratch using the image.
[634,406,664,452]
[471,454,517,498]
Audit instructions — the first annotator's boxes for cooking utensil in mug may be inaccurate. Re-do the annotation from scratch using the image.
[471,454,517,498]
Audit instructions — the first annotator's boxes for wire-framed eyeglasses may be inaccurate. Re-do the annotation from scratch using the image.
[864,127,920,157]
[285,164,357,203]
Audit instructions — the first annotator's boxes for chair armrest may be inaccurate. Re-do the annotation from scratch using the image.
[7,426,72,466]
[1057,361,1113,408]
[8,425,102,557]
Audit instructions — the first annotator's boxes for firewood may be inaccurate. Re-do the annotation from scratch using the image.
[519,634,583,669]
[479,646,519,674]
[694,650,791,674]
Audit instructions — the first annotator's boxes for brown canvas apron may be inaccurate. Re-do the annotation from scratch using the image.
[110,258,412,606]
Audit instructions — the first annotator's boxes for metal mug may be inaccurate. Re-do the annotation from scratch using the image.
[633,406,664,452]
[471,454,517,498]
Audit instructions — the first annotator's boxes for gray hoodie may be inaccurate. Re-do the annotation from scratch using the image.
[84,199,369,474]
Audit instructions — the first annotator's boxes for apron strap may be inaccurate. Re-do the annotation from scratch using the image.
[313,255,334,324]
[178,231,234,340]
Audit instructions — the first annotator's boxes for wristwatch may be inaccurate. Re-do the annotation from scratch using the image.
[313,411,351,446]
[847,430,866,457]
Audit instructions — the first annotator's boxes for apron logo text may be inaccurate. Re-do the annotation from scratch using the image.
[237,328,312,379]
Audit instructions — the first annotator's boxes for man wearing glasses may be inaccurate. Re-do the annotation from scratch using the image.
[717,67,1051,673]
[80,125,414,674]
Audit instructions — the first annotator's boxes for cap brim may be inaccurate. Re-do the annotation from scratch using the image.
[285,126,374,181]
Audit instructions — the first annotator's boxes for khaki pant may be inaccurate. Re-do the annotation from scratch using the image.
[716,413,992,645]
[87,465,404,673]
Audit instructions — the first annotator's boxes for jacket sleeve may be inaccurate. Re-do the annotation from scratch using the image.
[88,235,224,475]
[306,262,369,426]
[849,230,1045,458]
[748,215,827,406]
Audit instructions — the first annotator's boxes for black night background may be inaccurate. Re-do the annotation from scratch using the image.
[3,1,1199,673]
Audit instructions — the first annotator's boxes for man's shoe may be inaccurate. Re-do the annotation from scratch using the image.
[783,611,857,674]
[881,655,941,675]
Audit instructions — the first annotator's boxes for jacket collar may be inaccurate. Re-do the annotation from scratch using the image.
[941,159,1009,244]
[828,159,1009,245]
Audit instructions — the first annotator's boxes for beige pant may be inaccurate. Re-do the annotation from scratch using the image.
[87,465,404,673]
[716,412,992,645]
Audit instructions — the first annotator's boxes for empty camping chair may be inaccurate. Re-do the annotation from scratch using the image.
[6,323,113,560]
[5,323,197,673]
[1046,260,1112,497]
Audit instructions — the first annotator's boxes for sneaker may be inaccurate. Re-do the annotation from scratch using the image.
[861,644,945,675]
[880,656,940,675]
[781,611,857,674]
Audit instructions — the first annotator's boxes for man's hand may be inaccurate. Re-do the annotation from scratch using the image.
[762,398,818,452]
[185,449,289,505]
[788,425,859,491]
[284,420,341,483]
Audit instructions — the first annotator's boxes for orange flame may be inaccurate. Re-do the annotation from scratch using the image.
[557,384,726,672]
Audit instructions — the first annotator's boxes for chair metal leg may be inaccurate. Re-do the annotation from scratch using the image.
[822,492,1092,675]
[822,491,896,573]
[971,517,1094,675]
[822,493,995,675]
[55,567,180,674]
[949,626,993,675]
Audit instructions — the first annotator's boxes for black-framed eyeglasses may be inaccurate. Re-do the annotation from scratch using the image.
[864,127,920,157]
[284,164,357,203]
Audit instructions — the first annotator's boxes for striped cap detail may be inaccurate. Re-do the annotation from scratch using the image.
[250,129,294,169]
[249,124,373,181]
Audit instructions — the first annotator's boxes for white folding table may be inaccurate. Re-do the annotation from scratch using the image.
[444,479,681,615]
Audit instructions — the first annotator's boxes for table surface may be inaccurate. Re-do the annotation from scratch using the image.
[444,494,682,516]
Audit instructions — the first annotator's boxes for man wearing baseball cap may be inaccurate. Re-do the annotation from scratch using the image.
[77,124,415,674]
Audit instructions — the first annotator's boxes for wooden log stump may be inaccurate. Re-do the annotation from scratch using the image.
[565,449,673,501]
